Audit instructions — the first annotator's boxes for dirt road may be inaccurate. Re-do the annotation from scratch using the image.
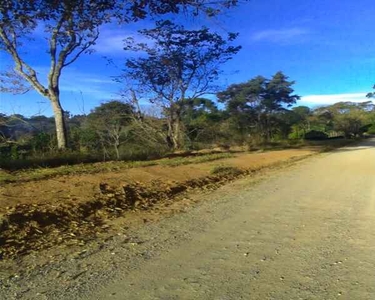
[90,139,375,300]
[2,140,375,299]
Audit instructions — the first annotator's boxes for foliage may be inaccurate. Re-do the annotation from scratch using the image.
[3,72,375,170]
[334,113,364,138]
[85,101,134,160]
[29,132,55,153]
[180,98,224,148]
[122,20,240,149]
[312,101,374,138]
[304,130,328,140]
[289,106,311,138]
[366,124,375,134]
[218,72,300,142]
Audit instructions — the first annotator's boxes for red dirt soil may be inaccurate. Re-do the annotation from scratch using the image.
[0,149,314,210]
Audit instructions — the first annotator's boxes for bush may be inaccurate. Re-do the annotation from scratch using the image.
[304,130,328,140]
[0,151,102,170]
[118,143,170,161]
[366,124,375,134]
[0,142,31,159]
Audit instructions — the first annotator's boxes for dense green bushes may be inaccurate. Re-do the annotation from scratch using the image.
[304,130,328,140]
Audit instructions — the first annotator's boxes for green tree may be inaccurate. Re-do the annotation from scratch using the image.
[122,20,240,150]
[312,101,373,137]
[29,132,55,153]
[218,72,300,142]
[291,106,311,138]
[334,112,364,138]
[179,98,223,147]
[272,110,300,139]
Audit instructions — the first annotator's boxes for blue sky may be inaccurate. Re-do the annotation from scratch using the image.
[1,0,374,116]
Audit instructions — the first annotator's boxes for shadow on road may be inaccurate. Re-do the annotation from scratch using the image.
[331,138,375,152]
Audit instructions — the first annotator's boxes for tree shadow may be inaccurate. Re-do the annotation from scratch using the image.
[329,138,375,152]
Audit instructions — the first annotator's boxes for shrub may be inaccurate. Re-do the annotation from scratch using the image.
[0,151,102,170]
[366,124,375,134]
[304,130,328,140]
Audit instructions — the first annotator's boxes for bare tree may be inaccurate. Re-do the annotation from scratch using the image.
[117,87,169,148]
[86,100,133,160]
[0,0,242,149]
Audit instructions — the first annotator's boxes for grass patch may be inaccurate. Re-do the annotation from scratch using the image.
[210,165,243,176]
[0,152,235,185]
[248,139,305,152]
[159,153,235,167]
[0,169,16,183]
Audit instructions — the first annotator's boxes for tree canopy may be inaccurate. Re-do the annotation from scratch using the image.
[218,72,300,141]
[122,20,241,149]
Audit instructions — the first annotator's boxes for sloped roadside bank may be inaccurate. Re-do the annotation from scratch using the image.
[0,149,318,262]
[0,151,315,260]
[0,138,360,265]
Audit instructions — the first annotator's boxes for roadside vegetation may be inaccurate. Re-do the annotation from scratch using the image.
[0,92,372,172]
[1,1,374,173]
[0,152,235,184]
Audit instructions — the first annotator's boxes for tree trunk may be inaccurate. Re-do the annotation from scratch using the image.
[114,141,120,160]
[50,95,68,150]
[166,105,183,150]
[172,118,181,150]
[166,117,182,150]
[265,114,271,142]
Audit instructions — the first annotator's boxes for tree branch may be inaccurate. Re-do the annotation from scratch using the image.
[63,29,100,67]
[48,16,65,92]
[0,27,48,97]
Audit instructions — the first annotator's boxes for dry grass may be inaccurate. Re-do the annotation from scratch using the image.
[0,152,235,185]
[0,138,359,185]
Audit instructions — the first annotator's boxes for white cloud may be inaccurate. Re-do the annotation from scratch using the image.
[95,34,128,54]
[300,93,371,106]
[59,72,117,101]
[94,27,150,55]
[80,78,114,84]
[32,66,116,96]
[251,28,309,43]
[59,84,115,100]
